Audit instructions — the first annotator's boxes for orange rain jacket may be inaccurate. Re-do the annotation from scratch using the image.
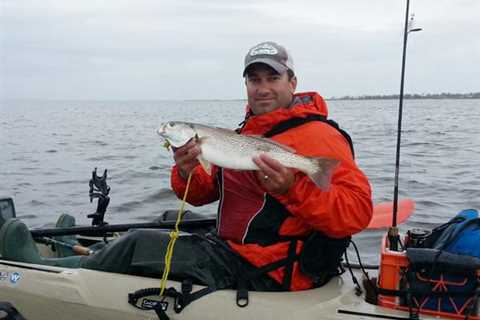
[171,92,373,290]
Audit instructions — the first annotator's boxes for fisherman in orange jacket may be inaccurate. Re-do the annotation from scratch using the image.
[171,41,373,291]
[1,41,372,295]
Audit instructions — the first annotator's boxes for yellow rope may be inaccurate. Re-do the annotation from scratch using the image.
[159,171,193,296]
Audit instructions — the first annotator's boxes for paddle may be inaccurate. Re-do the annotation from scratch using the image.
[367,199,415,229]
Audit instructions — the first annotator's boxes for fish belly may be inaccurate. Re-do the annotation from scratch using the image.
[201,142,258,170]
[198,133,312,173]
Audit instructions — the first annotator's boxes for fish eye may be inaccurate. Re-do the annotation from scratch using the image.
[168,122,175,127]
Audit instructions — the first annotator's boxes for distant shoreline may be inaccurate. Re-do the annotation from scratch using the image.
[328,92,480,100]
[3,92,480,102]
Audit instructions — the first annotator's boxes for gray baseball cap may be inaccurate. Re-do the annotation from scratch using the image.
[243,41,294,76]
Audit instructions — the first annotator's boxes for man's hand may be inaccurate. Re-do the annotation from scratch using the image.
[253,154,295,195]
[173,139,201,179]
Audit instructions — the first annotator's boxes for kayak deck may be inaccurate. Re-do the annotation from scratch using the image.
[0,258,438,320]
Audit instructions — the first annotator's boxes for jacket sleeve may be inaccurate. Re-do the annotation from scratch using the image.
[273,122,373,238]
[170,164,220,206]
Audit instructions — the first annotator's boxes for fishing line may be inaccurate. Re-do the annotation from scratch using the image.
[159,171,193,296]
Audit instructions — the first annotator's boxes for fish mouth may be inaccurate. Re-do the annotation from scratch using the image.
[156,125,166,136]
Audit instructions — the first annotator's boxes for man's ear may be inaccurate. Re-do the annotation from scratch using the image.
[290,76,297,92]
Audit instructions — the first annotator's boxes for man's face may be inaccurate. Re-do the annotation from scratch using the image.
[245,64,297,115]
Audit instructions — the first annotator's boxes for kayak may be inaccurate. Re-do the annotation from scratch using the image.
[0,197,446,320]
[0,253,434,320]
[0,192,476,320]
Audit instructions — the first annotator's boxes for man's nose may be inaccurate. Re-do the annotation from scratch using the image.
[256,81,271,95]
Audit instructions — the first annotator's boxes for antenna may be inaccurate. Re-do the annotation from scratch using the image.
[389,0,422,251]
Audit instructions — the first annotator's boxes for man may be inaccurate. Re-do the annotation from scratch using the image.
[170,41,373,291]
[0,41,372,293]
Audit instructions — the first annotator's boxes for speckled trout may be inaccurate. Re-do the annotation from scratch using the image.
[157,121,340,190]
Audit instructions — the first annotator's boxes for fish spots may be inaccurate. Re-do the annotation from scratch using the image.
[256,144,272,152]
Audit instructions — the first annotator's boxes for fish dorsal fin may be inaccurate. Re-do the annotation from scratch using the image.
[245,135,296,153]
[193,123,237,137]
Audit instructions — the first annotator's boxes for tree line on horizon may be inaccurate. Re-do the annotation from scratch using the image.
[329,92,480,100]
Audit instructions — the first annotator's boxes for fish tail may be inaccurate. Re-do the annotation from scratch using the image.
[306,158,340,191]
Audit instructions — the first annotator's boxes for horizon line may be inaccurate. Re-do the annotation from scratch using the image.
[2,91,479,102]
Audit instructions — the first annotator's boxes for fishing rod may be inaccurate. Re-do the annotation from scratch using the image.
[30,217,217,238]
[389,0,422,251]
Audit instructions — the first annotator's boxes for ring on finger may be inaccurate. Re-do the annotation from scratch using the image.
[263,175,269,180]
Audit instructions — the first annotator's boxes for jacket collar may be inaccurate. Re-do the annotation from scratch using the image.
[241,92,329,135]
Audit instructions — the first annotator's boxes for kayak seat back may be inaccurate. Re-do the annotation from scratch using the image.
[0,197,16,228]
[0,218,82,268]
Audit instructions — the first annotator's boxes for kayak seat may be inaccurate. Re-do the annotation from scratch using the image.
[0,218,82,268]
[154,210,216,235]
[53,213,77,257]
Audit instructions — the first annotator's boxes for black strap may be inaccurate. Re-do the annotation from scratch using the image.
[262,115,355,159]
[282,239,298,290]
[154,307,170,320]
[128,282,215,319]
[0,302,27,320]
[263,115,326,137]
[245,253,302,280]
[236,278,249,308]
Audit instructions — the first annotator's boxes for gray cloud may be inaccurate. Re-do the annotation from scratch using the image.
[1,0,479,100]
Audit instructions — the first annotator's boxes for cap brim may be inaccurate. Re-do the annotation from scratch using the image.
[243,58,289,76]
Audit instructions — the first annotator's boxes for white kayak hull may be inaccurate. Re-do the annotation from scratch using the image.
[0,258,438,320]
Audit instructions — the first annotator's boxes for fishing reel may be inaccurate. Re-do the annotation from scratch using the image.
[405,228,431,248]
[87,168,111,226]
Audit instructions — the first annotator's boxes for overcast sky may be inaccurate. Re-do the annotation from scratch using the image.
[1,0,479,100]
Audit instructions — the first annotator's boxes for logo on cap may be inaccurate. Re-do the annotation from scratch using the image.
[249,43,278,56]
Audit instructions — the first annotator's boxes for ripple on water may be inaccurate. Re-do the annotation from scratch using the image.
[144,188,176,202]
[44,179,86,186]
[16,214,38,220]
[113,200,144,213]
[85,155,123,161]
[28,200,47,207]
[78,139,109,146]
[15,182,33,187]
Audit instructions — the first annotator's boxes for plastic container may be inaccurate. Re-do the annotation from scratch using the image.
[377,234,409,308]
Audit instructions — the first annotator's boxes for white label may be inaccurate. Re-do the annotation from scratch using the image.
[10,272,21,284]
[249,43,278,56]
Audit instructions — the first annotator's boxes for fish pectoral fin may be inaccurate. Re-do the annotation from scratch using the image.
[197,155,212,176]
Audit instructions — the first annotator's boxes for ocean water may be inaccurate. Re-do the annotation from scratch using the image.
[1,99,479,263]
